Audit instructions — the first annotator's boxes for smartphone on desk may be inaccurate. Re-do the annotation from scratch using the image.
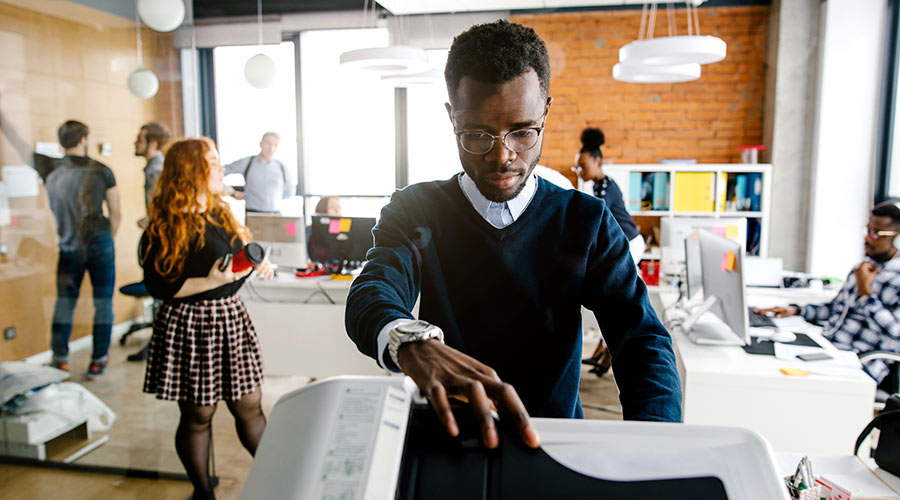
[796,352,833,362]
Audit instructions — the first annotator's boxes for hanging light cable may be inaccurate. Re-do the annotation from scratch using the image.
[340,2,428,75]
[244,0,277,89]
[128,0,159,99]
[618,1,726,67]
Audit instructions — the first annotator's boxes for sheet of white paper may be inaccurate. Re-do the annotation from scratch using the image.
[774,343,863,378]
[777,453,900,499]
[35,142,63,158]
[1,166,38,197]
[0,182,10,226]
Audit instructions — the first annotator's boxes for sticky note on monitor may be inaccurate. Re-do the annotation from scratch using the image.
[721,251,737,271]
[285,222,297,236]
[725,225,739,238]
[339,218,352,232]
[328,219,340,234]
[711,226,726,237]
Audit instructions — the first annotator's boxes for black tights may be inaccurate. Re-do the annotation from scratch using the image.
[176,390,267,500]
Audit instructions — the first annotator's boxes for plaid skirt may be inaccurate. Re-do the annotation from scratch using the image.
[143,295,264,406]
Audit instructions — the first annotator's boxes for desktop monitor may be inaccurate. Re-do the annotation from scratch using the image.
[246,213,308,269]
[684,231,702,301]
[682,229,750,346]
[307,215,377,265]
[659,217,747,276]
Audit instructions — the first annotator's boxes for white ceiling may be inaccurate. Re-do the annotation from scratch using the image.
[375,0,707,16]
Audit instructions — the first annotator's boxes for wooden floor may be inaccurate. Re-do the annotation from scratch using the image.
[0,329,621,499]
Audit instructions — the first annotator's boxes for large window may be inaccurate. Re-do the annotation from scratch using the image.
[407,50,461,185]
[213,41,299,206]
[300,28,395,196]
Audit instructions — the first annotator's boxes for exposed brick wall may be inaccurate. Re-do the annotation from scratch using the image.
[512,6,769,180]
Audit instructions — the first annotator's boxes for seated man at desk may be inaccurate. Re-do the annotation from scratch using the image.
[756,201,900,384]
[345,20,682,450]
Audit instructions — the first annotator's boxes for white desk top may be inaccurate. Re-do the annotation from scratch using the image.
[658,289,872,387]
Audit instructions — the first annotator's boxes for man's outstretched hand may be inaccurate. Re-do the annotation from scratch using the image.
[397,340,541,450]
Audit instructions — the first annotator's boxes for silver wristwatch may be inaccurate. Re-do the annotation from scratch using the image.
[388,320,444,368]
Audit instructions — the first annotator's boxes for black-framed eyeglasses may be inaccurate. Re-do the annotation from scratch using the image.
[454,114,547,155]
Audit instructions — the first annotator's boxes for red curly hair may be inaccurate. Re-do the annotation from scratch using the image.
[144,137,251,281]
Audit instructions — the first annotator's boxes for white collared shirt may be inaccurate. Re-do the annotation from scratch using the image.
[457,171,538,228]
[376,171,540,370]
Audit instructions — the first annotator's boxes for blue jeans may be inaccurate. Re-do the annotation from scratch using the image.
[51,233,115,363]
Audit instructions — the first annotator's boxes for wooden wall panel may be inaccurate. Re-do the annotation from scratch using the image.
[0,2,183,360]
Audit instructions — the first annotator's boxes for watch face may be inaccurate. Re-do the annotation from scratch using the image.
[397,320,431,334]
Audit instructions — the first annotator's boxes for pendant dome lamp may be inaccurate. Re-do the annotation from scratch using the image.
[128,1,159,99]
[613,1,725,84]
[339,0,429,75]
[137,0,185,33]
[244,0,276,89]
[613,61,701,84]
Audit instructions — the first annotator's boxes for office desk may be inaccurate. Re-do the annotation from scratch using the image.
[240,274,385,378]
[652,289,876,455]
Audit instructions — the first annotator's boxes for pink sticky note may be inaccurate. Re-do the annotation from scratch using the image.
[285,222,297,236]
[712,226,726,237]
[328,219,341,234]
[721,252,728,271]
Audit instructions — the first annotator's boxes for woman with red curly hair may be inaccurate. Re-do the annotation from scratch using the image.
[141,137,274,500]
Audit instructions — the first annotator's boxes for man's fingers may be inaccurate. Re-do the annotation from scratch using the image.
[428,384,459,438]
[461,380,498,449]
[489,381,540,449]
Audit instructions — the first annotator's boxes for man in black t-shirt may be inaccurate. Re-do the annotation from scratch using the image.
[46,120,121,377]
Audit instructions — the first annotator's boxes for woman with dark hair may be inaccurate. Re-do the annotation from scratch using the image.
[141,138,274,500]
[574,127,646,263]
[575,128,645,378]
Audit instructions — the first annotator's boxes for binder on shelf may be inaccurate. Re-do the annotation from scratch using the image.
[628,171,643,211]
[747,172,762,212]
[673,172,715,212]
[652,172,669,210]
[640,173,654,211]
[734,174,748,211]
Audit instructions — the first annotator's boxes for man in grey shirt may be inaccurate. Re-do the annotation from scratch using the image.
[46,120,121,377]
[134,122,170,228]
[224,131,293,212]
[129,122,170,361]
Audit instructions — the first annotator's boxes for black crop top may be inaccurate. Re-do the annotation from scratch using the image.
[142,221,249,303]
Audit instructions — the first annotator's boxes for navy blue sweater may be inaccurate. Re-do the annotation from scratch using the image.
[345,175,681,421]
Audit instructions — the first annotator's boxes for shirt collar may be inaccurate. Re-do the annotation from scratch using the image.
[145,153,163,169]
[458,171,538,223]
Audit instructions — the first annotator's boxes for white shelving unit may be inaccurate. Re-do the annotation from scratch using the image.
[602,163,773,259]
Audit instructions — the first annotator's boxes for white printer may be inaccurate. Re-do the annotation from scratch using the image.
[242,376,789,500]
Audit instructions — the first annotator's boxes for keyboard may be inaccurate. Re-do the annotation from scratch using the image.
[748,308,777,328]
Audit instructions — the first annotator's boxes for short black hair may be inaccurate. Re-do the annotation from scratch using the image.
[58,120,89,149]
[579,128,605,160]
[445,20,550,103]
[873,200,900,227]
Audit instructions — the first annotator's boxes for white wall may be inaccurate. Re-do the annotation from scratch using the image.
[807,0,886,277]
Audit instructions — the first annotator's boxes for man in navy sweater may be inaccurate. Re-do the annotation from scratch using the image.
[345,20,682,449]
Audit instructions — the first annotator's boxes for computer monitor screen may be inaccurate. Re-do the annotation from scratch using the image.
[684,231,702,300]
[308,215,377,264]
[660,217,747,275]
[246,214,308,269]
[696,229,749,345]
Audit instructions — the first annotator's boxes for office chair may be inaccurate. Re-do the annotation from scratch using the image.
[857,350,900,411]
[118,281,154,346]
[118,238,155,348]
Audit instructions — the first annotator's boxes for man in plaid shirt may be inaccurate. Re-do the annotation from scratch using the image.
[756,201,900,384]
